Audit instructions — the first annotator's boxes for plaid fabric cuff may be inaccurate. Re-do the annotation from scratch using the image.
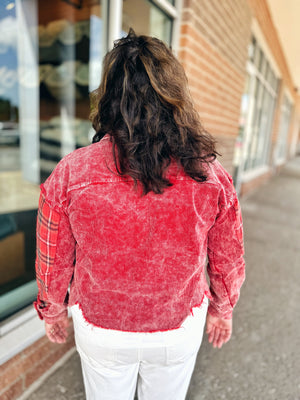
[34,298,68,323]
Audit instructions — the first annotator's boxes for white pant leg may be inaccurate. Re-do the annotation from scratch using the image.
[137,350,198,400]
[80,357,139,400]
[72,307,140,400]
[71,298,208,400]
[137,299,208,400]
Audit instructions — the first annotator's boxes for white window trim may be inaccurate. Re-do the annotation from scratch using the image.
[102,0,109,54]
[0,306,73,365]
[150,0,182,52]
[107,0,123,49]
[151,0,178,18]
[171,0,182,55]
[0,310,45,365]
[107,0,181,51]
[0,305,36,337]
[246,61,277,98]
[240,67,257,174]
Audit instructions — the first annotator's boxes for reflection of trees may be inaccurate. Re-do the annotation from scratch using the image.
[0,97,19,121]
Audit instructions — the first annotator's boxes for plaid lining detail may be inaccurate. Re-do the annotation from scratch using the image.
[35,193,61,301]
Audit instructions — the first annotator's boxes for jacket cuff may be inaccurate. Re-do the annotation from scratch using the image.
[208,303,233,320]
[34,300,68,323]
[34,299,47,320]
[42,309,68,324]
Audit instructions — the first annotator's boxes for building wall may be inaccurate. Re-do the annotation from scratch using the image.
[248,0,300,168]
[178,0,252,174]
[178,0,300,188]
[247,0,298,166]
[247,0,294,94]
[0,323,75,400]
[1,1,300,399]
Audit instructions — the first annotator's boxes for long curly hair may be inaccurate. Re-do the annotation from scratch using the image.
[90,29,218,195]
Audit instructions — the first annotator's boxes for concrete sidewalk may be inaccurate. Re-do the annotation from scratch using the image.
[25,157,300,400]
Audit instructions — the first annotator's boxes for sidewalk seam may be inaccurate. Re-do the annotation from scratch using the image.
[16,346,76,400]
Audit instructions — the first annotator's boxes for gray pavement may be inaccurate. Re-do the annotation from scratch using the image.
[25,157,300,400]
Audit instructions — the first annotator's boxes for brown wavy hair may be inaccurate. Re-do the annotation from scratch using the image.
[90,29,217,195]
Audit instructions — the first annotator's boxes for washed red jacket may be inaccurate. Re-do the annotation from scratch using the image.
[34,135,245,332]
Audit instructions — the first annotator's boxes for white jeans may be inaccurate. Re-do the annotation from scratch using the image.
[71,298,208,400]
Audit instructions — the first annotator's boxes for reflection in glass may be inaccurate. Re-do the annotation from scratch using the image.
[38,0,103,180]
[0,0,39,321]
[0,0,103,321]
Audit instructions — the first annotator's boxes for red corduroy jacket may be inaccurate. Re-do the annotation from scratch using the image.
[34,135,245,332]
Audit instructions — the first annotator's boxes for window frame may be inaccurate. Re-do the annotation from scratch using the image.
[239,26,281,183]
[107,0,182,52]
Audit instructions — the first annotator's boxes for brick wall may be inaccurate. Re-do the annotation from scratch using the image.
[178,0,300,187]
[178,0,252,174]
[0,322,75,400]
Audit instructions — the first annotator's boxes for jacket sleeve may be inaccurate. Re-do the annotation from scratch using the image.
[34,190,76,324]
[206,185,245,320]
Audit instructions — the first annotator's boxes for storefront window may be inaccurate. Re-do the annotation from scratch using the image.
[240,36,278,174]
[0,0,103,322]
[122,0,172,44]
[1,0,179,324]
